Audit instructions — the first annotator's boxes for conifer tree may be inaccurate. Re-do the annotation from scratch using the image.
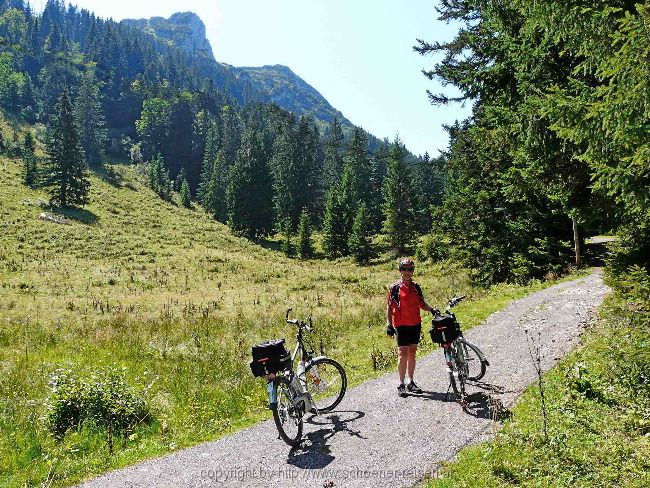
[349,202,373,264]
[179,178,191,208]
[297,208,313,259]
[22,131,37,187]
[322,181,348,258]
[148,153,172,201]
[74,65,106,166]
[382,138,415,254]
[44,89,90,207]
[271,123,297,229]
[226,127,273,239]
[203,149,228,221]
[322,117,345,195]
[281,219,293,257]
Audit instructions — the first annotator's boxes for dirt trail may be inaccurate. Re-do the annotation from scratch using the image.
[78,269,609,488]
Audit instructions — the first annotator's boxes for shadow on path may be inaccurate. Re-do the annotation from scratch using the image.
[286,410,366,470]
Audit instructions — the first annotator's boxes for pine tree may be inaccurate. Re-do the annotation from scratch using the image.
[148,153,172,201]
[74,65,106,166]
[322,181,348,258]
[322,117,345,195]
[296,208,313,259]
[349,202,373,264]
[281,219,293,257]
[271,122,298,230]
[22,131,37,187]
[203,149,228,221]
[226,127,273,239]
[180,178,191,208]
[382,138,415,254]
[44,89,90,207]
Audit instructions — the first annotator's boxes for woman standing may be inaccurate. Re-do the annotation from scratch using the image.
[386,258,434,397]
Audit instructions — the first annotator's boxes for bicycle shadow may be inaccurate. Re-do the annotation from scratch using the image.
[286,410,366,469]
[463,391,513,421]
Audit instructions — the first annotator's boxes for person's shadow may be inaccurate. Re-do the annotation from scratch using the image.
[286,410,366,469]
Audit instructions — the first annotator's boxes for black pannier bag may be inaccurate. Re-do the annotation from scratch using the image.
[429,315,460,344]
[250,339,291,377]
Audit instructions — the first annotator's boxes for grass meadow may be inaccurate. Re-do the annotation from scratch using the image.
[0,152,582,487]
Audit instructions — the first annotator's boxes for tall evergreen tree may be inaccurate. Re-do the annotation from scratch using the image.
[22,131,37,187]
[296,208,313,259]
[321,117,345,195]
[322,181,348,258]
[226,127,273,239]
[74,65,106,166]
[349,202,373,264]
[148,153,172,201]
[382,138,415,254]
[271,122,298,229]
[179,178,191,208]
[44,89,90,207]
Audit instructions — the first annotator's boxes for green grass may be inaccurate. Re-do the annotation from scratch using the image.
[420,285,650,488]
[0,153,585,487]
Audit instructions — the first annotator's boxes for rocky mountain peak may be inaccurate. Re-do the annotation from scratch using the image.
[121,11,214,59]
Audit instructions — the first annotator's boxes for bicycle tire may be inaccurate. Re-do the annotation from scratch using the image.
[304,357,347,413]
[447,347,466,401]
[459,338,487,381]
[271,376,303,446]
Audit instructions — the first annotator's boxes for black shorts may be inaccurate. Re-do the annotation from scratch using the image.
[395,324,421,346]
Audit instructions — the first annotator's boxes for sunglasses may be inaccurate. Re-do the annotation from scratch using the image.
[400,267,415,272]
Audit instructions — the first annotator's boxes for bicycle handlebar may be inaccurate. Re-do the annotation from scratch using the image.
[448,295,466,308]
[285,308,312,331]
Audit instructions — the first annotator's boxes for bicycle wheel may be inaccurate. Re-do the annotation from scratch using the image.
[459,338,487,381]
[272,376,303,446]
[304,357,347,413]
[446,347,466,401]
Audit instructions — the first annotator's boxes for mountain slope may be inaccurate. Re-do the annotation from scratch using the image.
[120,12,358,134]
[232,64,353,129]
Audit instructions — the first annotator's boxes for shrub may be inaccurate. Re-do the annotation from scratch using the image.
[46,366,150,441]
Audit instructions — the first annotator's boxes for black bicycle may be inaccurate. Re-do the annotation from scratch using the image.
[430,296,489,404]
[250,309,347,446]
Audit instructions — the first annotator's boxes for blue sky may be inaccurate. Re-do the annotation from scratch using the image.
[39,0,470,156]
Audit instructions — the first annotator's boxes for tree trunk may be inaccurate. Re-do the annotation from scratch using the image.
[572,215,582,268]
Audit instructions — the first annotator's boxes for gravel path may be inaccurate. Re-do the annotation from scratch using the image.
[78,269,609,488]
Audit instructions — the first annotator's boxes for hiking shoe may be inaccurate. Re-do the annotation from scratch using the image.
[407,381,423,394]
[397,383,407,397]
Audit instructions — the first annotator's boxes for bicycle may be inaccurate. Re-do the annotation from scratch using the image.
[429,295,489,404]
[250,309,347,446]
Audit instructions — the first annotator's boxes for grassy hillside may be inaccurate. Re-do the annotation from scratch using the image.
[0,152,581,487]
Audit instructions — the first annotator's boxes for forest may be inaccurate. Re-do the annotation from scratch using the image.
[0,0,444,264]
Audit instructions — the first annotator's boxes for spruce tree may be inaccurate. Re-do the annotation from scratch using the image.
[281,219,293,257]
[44,89,90,208]
[203,149,228,222]
[322,181,348,258]
[74,66,106,166]
[297,208,313,259]
[382,138,415,254]
[349,202,373,264]
[148,153,172,201]
[22,131,37,187]
[226,127,273,239]
[322,117,345,195]
[180,178,191,208]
